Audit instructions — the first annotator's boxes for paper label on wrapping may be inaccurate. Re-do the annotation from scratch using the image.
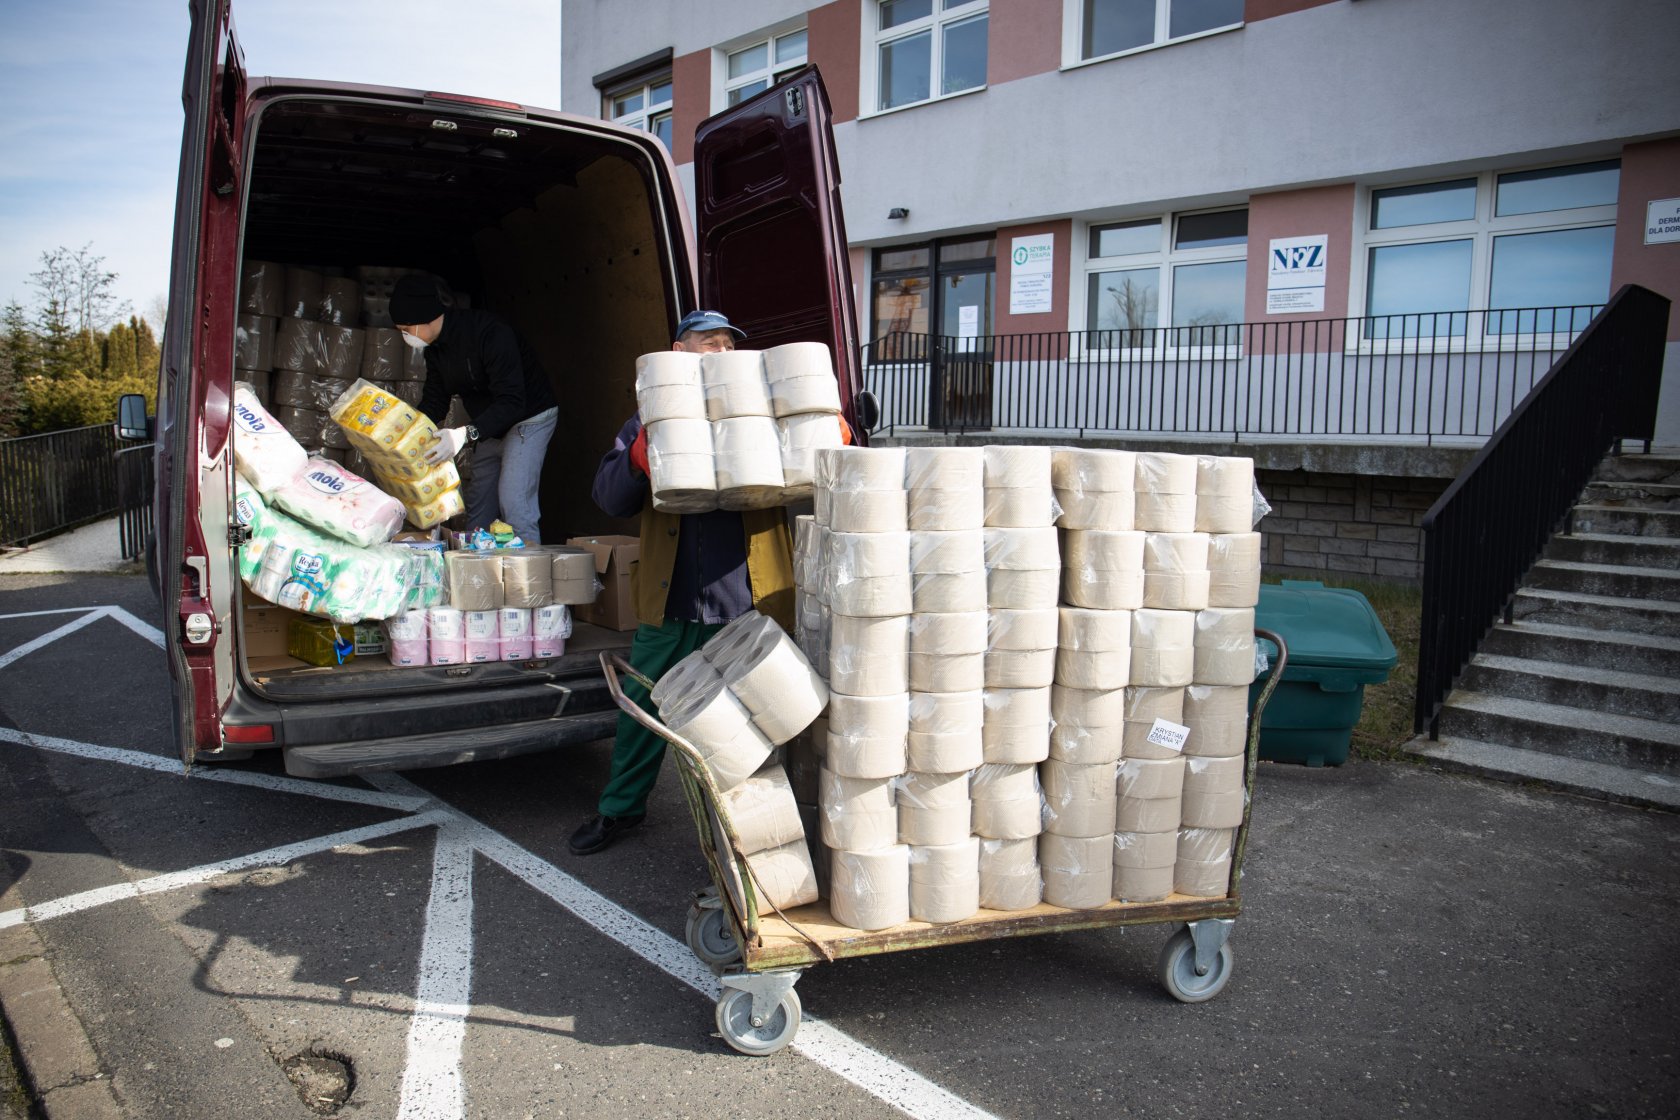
[1145,718,1190,753]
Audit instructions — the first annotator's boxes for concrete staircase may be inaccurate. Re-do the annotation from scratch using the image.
[1408,451,1680,812]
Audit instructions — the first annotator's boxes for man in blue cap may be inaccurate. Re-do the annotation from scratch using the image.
[569,310,797,856]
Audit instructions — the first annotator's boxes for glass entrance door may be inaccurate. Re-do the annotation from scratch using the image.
[935,264,994,429]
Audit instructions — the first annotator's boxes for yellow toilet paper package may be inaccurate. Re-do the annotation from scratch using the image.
[327,378,462,529]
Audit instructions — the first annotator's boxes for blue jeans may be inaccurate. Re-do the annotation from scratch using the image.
[464,406,557,543]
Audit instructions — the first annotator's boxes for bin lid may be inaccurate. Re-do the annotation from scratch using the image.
[1255,580,1398,684]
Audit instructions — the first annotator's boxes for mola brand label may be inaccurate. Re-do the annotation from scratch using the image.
[305,468,360,495]
[233,402,270,432]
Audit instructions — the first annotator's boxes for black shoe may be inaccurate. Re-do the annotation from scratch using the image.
[568,813,645,855]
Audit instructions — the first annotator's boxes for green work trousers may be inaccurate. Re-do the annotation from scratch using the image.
[598,618,724,819]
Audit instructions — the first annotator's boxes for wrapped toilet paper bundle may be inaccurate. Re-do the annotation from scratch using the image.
[763,342,843,417]
[646,418,718,513]
[985,608,1058,689]
[907,611,987,695]
[1056,607,1132,691]
[907,690,984,772]
[1123,686,1188,760]
[723,622,830,745]
[1116,757,1186,833]
[824,692,909,778]
[910,529,988,613]
[828,613,909,696]
[905,448,985,531]
[826,531,913,617]
[970,762,1043,839]
[317,278,361,326]
[1053,448,1136,531]
[445,551,504,611]
[635,350,706,422]
[231,383,310,494]
[1182,684,1250,758]
[1194,607,1257,686]
[236,314,276,371]
[701,350,772,420]
[1134,452,1199,533]
[242,511,426,620]
[531,604,570,658]
[825,446,907,492]
[360,328,404,381]
[274,318,326,375]
[981,686,1052,764]
[1040,759,1120,838]
[1181,755,1247,828]
[1061,529,1146,610]
[232,479,270,578]
[236,371,271,405]
[714,415,786,510]
[984,527,1061,609]
[745,839,821,916]
[239,259,285,317]
[1179,826,1236,864]
[662,678,775,791]
[820,769,899,851]
[784,726,823,804]
[283,266,323,320]
[778,412,845,499]
[271,370,322,409]
[499,551,553,609]
[1174,825,1236,898]
[269,457,404,549]
[909,837,981,923]
[703,609,782,667]
[982,446,1056,528]
[1195,455,1256,534]
[828,485,909,533]
[651,650,722,710]
[1130,609,1195,687]
[499,607,534,661]
[382,608,430,666]
[829,845,911,930]
[1113,830,1178,902]
[463,609,500,663]
[721,764,808,855]
[1207,532,1263,608]
[427,607,464,664]
[1049,684,1126,764]
[1040,833,1113,909]
[980,836,1043,911]
[1142,532,1211,611]
[895,770,972,847]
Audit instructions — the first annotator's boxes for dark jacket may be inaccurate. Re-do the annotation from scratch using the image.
[417,307,556,440]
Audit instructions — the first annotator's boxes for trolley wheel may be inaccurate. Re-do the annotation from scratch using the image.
[685,904,743,967]
[715,987,801,1056]
[1157,928,1234,1003]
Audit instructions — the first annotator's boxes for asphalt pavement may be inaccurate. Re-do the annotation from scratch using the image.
[0,569,1677,1119]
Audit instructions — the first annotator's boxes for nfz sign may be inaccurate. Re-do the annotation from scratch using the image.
[1266,234,1329,314]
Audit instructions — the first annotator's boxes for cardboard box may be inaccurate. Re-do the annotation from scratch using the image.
[566,535,639,631]
[243,604,306,659]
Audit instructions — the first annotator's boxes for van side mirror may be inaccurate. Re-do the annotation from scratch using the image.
[853,391,880,432]
[115,394,151,441]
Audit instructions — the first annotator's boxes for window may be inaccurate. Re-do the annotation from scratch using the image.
[726,29,808,106]
[1361,160,1619,337]
[1083,209,1248,348]
[871,0,989,112]
[1079,0,1243,61]
[606,76,673,151]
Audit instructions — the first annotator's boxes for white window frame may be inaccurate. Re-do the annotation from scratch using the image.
[860,0,990,118]
[1076,207,1249,359]
[1349,159,1620,354]
[717,26,809,112]
[604,74,673,152]
[1062,0,1244,70]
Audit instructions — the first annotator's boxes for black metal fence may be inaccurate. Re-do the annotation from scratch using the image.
[862,305,1603,442]
[1414,285,1671,737]
[0,424,128,549]
[115,442,156,563]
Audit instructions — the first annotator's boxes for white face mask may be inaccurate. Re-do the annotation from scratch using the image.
[401,331,428,351]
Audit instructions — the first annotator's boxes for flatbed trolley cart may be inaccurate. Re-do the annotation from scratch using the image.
[601,628,1288,1056]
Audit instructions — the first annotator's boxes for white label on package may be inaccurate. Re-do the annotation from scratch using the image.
[1145,718,1191,753]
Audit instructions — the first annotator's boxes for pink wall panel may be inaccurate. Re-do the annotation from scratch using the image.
[1612,137,1680,341]
[671,48,709,166]
[1243,183,1357,321]
[994,220,1074,337]
[809,0,862,123]
[989,0,1063,85]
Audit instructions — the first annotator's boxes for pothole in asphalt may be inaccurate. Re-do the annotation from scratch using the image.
[281,1047,355,1115]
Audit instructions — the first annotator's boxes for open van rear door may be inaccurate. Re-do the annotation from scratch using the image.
[692,67,863,434]
[158,0,247,764]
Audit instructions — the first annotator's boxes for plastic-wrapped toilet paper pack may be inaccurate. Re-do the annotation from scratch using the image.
[1116,757,1185,833]
[778,412,845,498]
[382,608,430,666]
[635,350,705,422]
[233,479,271,581]
[907,611,987,696]
[827,446,907,492]
[498,607,534,661]
[829,845,911,930]
[243,506,423,622]
[703,610,782,668]
[240,260,285,317]
[445,551,504,610]
[1129,609,1195,687]
[531,604,570,658]
[650,650,722,711]
[826,532,913,617]
[275,317,326,374]
[905,448,985,531]
[498,551,552,609]
[236,372,271,406]
[825,693,909,778]
[1194,455,1256,534]
[910,529,987,613]
[361,328,403,380]
[984,527,1061,609]
[1194,607,1258,685]
[1113,832,1177,901]
[1173,855,1232,898]
[722,613,830,744]
[1040,833,1112,910]
[979,837,1043,911]
[829,487,909,533]
[1134,452,1198,495]
[1061,529,1146,610]
[283,267,323,320]
[1053,448,1136,531]
[745,839,821,916]
[827,613,909,697]
[1207,532,1263,608]
[970,762,1044,839]
[701,350,772,420]
[1181,755,1246,828]
[1122,686,1188,760]
[981,686,1052,764]
[1142,532,1211,610]
[909,837,981,923]
[427,607,464,664]
[985,608,1058,689]
[895,770,972,847]
[463,609,500,663]
[236,314,276,371]
[232,383,310,494]
[1182,684,1249,758]
[1040,759,1120,838]
[646,418,718,513]
[317,277,361,326]
[907,690,984,772]
[714,415,786,510]
[1056,607,1132,691]
[269,458,404,550]
[663,680,775,792]
[820,769,899,851]
[721,764,808,856]
[1049,685,1125,764]
[983,444,1059,530]
[764,342,842,418]
[1178,826,1236,864]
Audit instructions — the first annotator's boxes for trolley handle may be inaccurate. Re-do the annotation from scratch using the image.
[1228,628,1288,900]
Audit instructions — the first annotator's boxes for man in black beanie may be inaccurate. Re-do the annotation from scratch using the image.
[389,274,558,543]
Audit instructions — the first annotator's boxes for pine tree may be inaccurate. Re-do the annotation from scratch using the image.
[134,316,160,379]
[105,319,138,379]
[0,302,31,437]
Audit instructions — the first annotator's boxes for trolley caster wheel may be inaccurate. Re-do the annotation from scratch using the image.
[685,905,743,968]
[1157,927,1234,1003]
[715,986,801,1056]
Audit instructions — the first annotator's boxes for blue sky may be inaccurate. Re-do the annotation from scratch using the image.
[0,0,561,323]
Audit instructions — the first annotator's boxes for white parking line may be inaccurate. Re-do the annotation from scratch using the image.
[0,610,109,672]
[395,826,477,1120]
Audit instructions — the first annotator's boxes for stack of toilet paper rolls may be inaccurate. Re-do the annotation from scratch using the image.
[723,764,821,917]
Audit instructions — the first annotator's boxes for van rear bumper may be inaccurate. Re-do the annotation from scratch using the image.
[281,708,619,778]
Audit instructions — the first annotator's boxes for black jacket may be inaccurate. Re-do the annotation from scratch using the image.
[417,307,556,440]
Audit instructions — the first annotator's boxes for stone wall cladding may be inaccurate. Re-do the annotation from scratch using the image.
[1256,470,1444,583]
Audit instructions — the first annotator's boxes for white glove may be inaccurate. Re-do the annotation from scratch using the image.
[424,426,468,465]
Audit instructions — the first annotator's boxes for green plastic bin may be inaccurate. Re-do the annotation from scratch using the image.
[1248,580,1398,767]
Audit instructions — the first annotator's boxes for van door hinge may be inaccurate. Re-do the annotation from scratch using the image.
[229,523,252,548]
[785,87,806,120]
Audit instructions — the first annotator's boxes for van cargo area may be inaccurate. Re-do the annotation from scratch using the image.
[231,94,674,704]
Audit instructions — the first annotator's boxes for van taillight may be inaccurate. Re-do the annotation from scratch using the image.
[225,724,275,744]
[424,91,525,114]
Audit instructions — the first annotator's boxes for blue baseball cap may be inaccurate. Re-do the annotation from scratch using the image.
[675,309,746,340]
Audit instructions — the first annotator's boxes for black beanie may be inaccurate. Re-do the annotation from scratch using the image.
[390,274,446,325]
